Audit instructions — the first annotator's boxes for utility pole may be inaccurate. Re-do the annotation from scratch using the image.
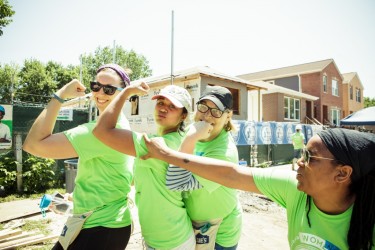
[11,74,14,105]
[170,10,174,85]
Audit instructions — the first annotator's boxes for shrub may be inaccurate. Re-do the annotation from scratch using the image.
[0,152,56,195]
[22,155,56,193]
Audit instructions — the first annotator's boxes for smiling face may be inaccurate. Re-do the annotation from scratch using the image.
[194,99,232,142]
[154,97,186,135]
[92,70,124,114]
[296,135,344,197]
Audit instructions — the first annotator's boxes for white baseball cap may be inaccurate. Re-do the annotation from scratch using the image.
[152,85,192,112]
[295,124,302,130]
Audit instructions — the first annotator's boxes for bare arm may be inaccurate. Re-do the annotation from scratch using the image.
[143,135,262,194]
[23,80,86,159]
[93,82,149,156]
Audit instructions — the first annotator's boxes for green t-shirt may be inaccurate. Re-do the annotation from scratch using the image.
[185,129,243,247]
[291,132,305,149]
[132,131,193,249]
[64,117,133,229]
[252,167,375,250]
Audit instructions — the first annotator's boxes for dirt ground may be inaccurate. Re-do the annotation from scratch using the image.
[35,190,289,250]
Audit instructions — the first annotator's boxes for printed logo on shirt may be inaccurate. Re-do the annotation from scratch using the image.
[291,233,340,250]
[196,233,209,244]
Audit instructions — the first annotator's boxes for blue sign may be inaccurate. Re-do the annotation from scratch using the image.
[231,121,323,145]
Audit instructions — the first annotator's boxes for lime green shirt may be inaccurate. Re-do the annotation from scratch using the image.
[185,129,243,247]
[64,117,133,229]
[291,132,305,149]
[132,131,193,249]
[252,167,375,250]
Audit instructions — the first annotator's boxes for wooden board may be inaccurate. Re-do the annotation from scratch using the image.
[0,199,42,223]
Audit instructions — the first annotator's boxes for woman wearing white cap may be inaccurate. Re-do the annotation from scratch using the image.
[164,86,243,250]
[93,85,195,249]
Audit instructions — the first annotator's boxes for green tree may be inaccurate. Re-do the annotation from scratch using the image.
[0,63,19,104]
[364,97,375,108]
[81,45,152,82]
[17,59,56,104]
[0,0,15,36]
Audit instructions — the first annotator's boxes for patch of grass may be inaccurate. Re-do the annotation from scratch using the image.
[22,219,52,235]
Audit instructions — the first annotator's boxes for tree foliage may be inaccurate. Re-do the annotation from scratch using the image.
[0,45,152,104]
[0,63,19,103]
[0,0,15,36]
[81,45,152,82]
[364,97,375,108]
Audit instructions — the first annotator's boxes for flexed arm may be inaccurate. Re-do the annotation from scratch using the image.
[93,82,149,156]
[23,80,86,159]
[143,134,262,194]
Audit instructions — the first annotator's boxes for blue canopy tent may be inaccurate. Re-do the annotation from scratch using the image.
[340,106,375,125]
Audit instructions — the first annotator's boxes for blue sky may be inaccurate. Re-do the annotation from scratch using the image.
[1,0,374,98]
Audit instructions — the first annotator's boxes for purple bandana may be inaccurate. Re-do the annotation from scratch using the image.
[97,63,131,86]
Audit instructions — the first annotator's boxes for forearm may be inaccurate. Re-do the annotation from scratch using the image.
[178,135,198,154]
[95,90,131,131]
[159,149,260,193]
[93,89,136,156]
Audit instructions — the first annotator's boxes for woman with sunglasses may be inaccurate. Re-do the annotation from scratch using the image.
[93,85,196,249]
[165,86,243,250]
[23,64,148,250]
[142,128,375,250]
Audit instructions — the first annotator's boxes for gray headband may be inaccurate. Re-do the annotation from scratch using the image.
[97,64,130,86]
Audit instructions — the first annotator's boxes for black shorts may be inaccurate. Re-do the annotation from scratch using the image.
[52,225,131,250]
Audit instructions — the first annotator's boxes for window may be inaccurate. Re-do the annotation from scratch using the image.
[331,109,340,126]
[356,88,361,103]
[349,86,353,100]
[284,97,300,120]
[323,75,327,92]
[332,79,338,96]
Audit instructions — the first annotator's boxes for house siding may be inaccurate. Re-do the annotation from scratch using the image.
[301,62,343,124]
[342,74,364,118]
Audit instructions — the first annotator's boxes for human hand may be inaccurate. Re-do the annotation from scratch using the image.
[126,81,150,98]
[186,121,213,141]
[56,79,86,99]
[141,134,171,160]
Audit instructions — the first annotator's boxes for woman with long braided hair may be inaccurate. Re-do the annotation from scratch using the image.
[142,128,375,249]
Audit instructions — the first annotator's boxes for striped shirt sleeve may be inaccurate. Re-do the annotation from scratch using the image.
[166,165,203,191]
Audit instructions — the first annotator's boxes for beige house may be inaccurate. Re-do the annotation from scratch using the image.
[342,72,364,118]
[122,66,266,133]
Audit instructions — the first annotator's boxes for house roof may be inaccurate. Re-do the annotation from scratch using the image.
[342,72,364,88]
[251,81,319,101]
[138,66,267,90]
[237,59,335,81]
[342,72,356,83]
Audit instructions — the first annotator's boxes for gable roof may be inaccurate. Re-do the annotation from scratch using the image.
[237,59,336,81]
[342,72,364,88]
[138,66,267,90]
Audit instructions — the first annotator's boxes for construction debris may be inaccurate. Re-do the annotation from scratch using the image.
[0,219,58,249]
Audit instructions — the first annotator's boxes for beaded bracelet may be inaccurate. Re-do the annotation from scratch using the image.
[52,93,65,103]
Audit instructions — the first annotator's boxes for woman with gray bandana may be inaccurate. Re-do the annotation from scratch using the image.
[142,128,375,249]
[24,64,148,250]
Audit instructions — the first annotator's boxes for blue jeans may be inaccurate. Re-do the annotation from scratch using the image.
[215,243,238,250]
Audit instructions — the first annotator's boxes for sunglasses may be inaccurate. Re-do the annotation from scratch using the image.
[301,148,337,165]
[90,81,123,96]
[197,103,225,118]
